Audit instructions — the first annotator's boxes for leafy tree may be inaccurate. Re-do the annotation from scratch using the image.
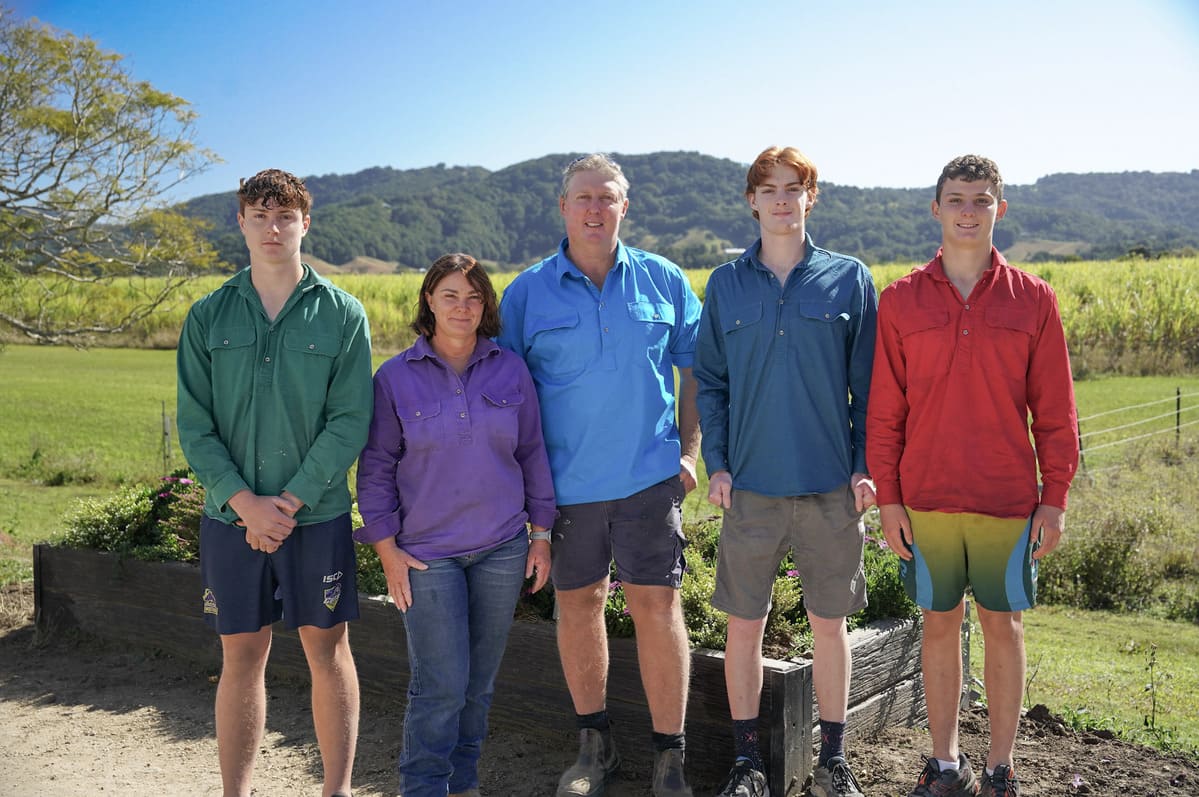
[0,9,219,344]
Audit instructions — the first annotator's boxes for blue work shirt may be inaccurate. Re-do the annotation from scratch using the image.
[498,239,701,506]
[694,236,877,497]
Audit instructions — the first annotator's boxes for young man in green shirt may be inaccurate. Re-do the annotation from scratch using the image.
[177,169,373,797]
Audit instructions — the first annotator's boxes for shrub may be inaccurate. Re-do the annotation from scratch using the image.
[63,468,203,562]
[1038,502,1161,611]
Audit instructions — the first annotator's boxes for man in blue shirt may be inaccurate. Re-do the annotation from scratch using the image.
[694,147,878,797]
[498,153,702,797]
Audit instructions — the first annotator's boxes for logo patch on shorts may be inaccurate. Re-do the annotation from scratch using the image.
[323,584,342,612]
[202,588,218,615]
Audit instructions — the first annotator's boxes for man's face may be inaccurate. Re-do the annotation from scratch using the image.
[748,164,813,236]
[559,170,628,250]
[932,179,1006,246]
[238,199,310,265]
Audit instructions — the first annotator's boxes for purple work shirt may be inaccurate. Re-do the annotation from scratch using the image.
[355,335,557,560]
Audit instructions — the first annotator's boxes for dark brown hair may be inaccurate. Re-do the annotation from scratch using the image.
[936,155,1004,203]
[745,146,819,219]
[237,169,312,215]
[412,253,501,339]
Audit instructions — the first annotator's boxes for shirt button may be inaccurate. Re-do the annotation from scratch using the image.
[653,313,661,319]
[964,304,971,310]
[222,339,230,345]
[735,320,742,325]
[824,313,830,319]
[599,302,606,308]
[501,399,508,404]
[415,411,422,417]
[778,299,784,305]
[604,327,610,333]
[962,329,970,335]
[264,356,271,362]
[455,388,462,395]
[778,329,785,336]
[308,343,315,350]
[459,412,467,418]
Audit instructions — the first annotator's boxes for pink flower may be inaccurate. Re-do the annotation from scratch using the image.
[786,569,799,578]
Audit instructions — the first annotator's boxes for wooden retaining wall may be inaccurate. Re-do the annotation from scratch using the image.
[33,544,945,795]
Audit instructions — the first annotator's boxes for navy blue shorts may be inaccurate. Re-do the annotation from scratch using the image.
[549,476,687,591]
[199,513,359,635]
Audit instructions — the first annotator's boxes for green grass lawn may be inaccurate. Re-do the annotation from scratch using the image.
[971,605,1199,754]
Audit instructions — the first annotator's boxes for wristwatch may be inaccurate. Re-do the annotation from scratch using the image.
[529,530,552,542]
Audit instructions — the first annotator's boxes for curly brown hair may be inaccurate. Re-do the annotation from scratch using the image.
[936,155,1004,203]
[237,169,312,215]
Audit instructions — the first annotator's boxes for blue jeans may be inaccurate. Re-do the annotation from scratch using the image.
[398,532,528,797]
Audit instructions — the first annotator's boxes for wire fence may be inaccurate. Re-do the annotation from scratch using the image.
[1078,389,1199,472]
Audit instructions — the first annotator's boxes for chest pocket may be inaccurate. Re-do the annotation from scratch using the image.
[398,402,443,451]
[892,308,951,384]
[983,306,1038,379]
[283,330,341,358]
[893,308,949,338]
[798,300,850,324]
[527,311,586,381]
[482,391,524,443]
[720,301,763,335]
[984,307,1037,336]
[627,301,675,356]
[207,326,256,353]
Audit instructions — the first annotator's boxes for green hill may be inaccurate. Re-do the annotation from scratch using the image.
[180,153,1199,270]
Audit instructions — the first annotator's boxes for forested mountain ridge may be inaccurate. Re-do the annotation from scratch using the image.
[180,152,1199,270]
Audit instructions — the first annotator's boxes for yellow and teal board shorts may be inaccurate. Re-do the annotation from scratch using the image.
[901,509,1036,613]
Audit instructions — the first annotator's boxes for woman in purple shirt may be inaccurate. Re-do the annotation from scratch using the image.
[356,253,557,797]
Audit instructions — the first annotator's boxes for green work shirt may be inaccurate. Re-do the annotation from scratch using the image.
[176,265,373,524]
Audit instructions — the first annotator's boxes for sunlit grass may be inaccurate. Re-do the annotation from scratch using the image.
[970,605,1199,755]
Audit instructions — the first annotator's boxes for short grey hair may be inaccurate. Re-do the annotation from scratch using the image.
[560,153,630,200]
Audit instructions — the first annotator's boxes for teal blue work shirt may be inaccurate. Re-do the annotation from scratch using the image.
[497,239,701,506]
[176,265,373,524]
[694,237,877,496]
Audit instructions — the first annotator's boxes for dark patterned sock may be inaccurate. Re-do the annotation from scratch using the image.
[576,709,611,740]
[819,719,846,767]
[652,731,686,753]
[732,717,764,772]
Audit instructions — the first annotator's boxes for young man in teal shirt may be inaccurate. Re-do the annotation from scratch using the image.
[177,168,373,797]
[695,146,877,797]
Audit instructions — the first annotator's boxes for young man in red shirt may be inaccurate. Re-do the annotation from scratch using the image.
[866,155,1078,797]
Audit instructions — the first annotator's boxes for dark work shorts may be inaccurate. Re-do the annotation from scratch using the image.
[199,513,359,635]
[549,476,687,591]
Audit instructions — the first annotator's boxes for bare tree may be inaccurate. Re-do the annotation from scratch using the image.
[0,9,221,345]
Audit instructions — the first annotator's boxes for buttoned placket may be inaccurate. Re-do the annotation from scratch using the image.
[445,358,473,445]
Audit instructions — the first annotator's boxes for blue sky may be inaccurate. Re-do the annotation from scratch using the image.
[11,0,1199,202]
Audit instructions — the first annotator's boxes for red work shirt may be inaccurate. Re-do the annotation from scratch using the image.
[866,248,1079,518]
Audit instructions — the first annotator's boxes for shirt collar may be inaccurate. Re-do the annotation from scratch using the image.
[554,237,628,282]
[742,233,817,273]
[228,262,326,297]
[405,334,501,367]
[924,246,1007,283]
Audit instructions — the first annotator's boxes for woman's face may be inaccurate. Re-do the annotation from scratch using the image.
[426,270,484,339]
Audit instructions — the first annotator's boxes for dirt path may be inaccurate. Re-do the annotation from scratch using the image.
[1,582,1195,795]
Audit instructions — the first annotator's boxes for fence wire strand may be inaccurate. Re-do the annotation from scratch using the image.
[1077,391,1199,423]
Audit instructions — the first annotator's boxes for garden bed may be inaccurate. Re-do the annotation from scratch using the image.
[33,544,955,795]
